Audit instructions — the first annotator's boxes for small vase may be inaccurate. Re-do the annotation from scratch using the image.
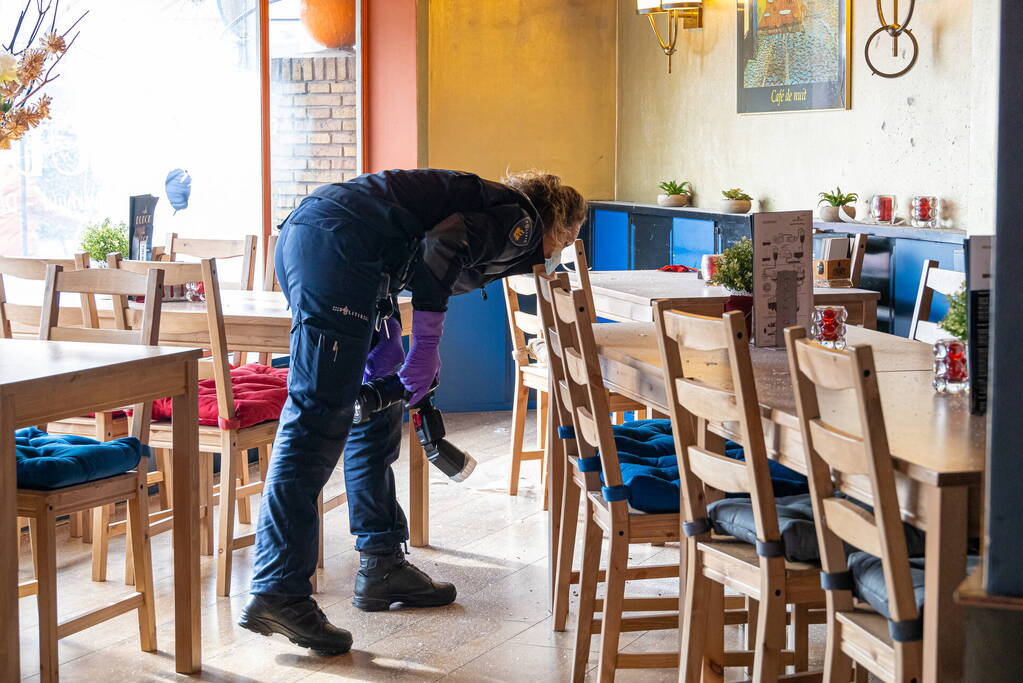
[721,199,752,214]
[819,205,855,222]
[657,194,690,207]
[724,293,754,337]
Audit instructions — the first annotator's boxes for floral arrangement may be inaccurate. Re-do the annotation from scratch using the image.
[710,237,754,295]
[0,1,86,150]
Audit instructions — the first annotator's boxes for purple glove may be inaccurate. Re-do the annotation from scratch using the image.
[398,310,445,405]
[363,316,405,383]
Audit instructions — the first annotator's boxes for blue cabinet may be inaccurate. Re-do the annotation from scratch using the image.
[591,209,630,270]
[671,218,716,269]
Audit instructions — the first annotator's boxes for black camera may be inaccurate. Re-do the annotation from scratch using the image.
[352,374,476,482]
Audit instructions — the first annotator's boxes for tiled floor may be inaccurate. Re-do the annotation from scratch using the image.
[15,411,824,681]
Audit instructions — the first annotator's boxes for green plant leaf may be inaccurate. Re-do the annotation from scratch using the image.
[659,180,692,196]
[80,218,129,263]
[722,188,752,201]
[939,281,968,342]
[709,237,754,294]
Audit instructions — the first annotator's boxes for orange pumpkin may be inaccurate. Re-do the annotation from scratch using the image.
[300,0,356,50]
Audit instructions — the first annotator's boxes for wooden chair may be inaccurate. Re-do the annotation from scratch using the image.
[909,259,965,344]
[164,232,258,290]
[786,326,923,682]
[544,281,681,681]
[0,253,109,542]
[850,233,867,287]
[20,263,163,681]
[263,232,281,293]
[653,303,824,682]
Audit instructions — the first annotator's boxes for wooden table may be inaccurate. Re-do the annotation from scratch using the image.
[0,340,203,678]
[588,270,880,328]
[586,322,984,683]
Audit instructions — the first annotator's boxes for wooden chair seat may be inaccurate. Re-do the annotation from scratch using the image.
[519,362,549,391]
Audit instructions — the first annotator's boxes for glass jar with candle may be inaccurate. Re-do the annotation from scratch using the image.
[870,195,897,224]
[810,305,848,349]
[911,195,938,228]
[933,338,969,393]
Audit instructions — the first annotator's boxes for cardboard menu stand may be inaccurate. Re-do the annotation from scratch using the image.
[128,194,159,261]
[966,235,992,415]
[752,211,813,348]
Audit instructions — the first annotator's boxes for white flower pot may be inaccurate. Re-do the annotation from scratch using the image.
[819,205,856,222]
[720,199,752,214]
[657,193,690,207]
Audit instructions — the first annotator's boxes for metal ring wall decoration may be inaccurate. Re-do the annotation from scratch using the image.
[865,0,919,78]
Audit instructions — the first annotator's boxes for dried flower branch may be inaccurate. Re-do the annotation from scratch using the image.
[0,0,85,149]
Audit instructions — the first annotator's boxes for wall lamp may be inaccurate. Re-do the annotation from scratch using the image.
[636,0,703,73]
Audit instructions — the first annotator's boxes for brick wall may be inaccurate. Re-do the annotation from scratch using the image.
[270,53,358,226]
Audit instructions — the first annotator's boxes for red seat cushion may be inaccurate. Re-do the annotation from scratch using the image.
[152,363,289,429]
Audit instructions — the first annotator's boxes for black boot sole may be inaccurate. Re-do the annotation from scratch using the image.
[352,587,457,612]
[238,613,353,656]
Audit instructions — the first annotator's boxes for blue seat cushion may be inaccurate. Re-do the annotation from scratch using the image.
[570,419,807,515]
[847,551,980,622]
[15,427,146,491]
[708,493,821,562]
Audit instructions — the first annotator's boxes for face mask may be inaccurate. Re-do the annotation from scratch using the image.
[544,249,562,275]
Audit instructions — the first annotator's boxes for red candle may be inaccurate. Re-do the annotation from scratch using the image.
[874,195,893,222]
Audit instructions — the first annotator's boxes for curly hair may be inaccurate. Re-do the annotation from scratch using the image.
[502,170,586,245]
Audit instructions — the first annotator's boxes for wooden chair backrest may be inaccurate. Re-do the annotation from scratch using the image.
[909,259,965,344]
[0,254,97,338]
[653,302,783,549]
[785,326,920,627]
[39,264,164,441]
[107,255,244,428]
[165,232,257,291]
[263,233,281,292]
[850,233,867,287]
[548,279,629,520]
[502,274,542,369]
[533,267,590,477]
[561,239,596,323]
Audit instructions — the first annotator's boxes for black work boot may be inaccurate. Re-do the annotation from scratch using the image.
[352,547,457,612]
[239,593,353,655]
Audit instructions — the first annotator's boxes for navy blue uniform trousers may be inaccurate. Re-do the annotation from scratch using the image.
[250,213,409,597]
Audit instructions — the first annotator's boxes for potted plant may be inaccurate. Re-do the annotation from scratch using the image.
[709,237,754,335]
[817,187,858,222]
[720,188,753,214]
[80,218,129,267]
[657,180,693,207]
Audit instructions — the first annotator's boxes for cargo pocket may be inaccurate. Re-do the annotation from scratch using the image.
[288,319,373,417]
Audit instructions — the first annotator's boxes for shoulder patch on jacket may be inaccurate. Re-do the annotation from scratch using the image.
[509,216,533,247]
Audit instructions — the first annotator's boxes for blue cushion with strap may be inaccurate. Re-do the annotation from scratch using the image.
[15,427,146,491]
[707,493,821,562]
[580,419,808,515]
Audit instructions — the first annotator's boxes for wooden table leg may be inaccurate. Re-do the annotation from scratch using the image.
[172,361,201,674]
[923,484,969,683]
[0,402,21,681]
[863,300,878,331]
[408,412,429,547]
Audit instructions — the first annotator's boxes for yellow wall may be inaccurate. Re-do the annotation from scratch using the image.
[616,0,999,234]
[423,0,618,199]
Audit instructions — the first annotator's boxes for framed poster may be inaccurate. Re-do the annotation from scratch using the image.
[737,0,851,114]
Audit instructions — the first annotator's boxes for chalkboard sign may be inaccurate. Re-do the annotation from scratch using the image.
[967,235,992,415]
[128,194,159,261]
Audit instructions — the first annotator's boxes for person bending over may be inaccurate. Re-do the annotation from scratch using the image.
[240,169,586,655]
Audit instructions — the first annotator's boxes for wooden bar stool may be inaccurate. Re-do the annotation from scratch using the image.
[544,281,681,682]
[909,259,965,344]
[653,303,824,682]
[19,263,164,681]
[787,327,929,682]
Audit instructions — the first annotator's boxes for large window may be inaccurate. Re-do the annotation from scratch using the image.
[0,0,361,258]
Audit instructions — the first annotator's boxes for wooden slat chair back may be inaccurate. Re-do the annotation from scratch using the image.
[0,253,95,338]
[501,273,550,498]
[909,259,965,344]
[105,255,341,596]
[559,238,596,323]
[20,264,162,680]
[548,281,682,681]
[654,302,825,681]
[165,232,258,291]
[263,232,281,292]
[786,326,922,682]
[850,233,868,287]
